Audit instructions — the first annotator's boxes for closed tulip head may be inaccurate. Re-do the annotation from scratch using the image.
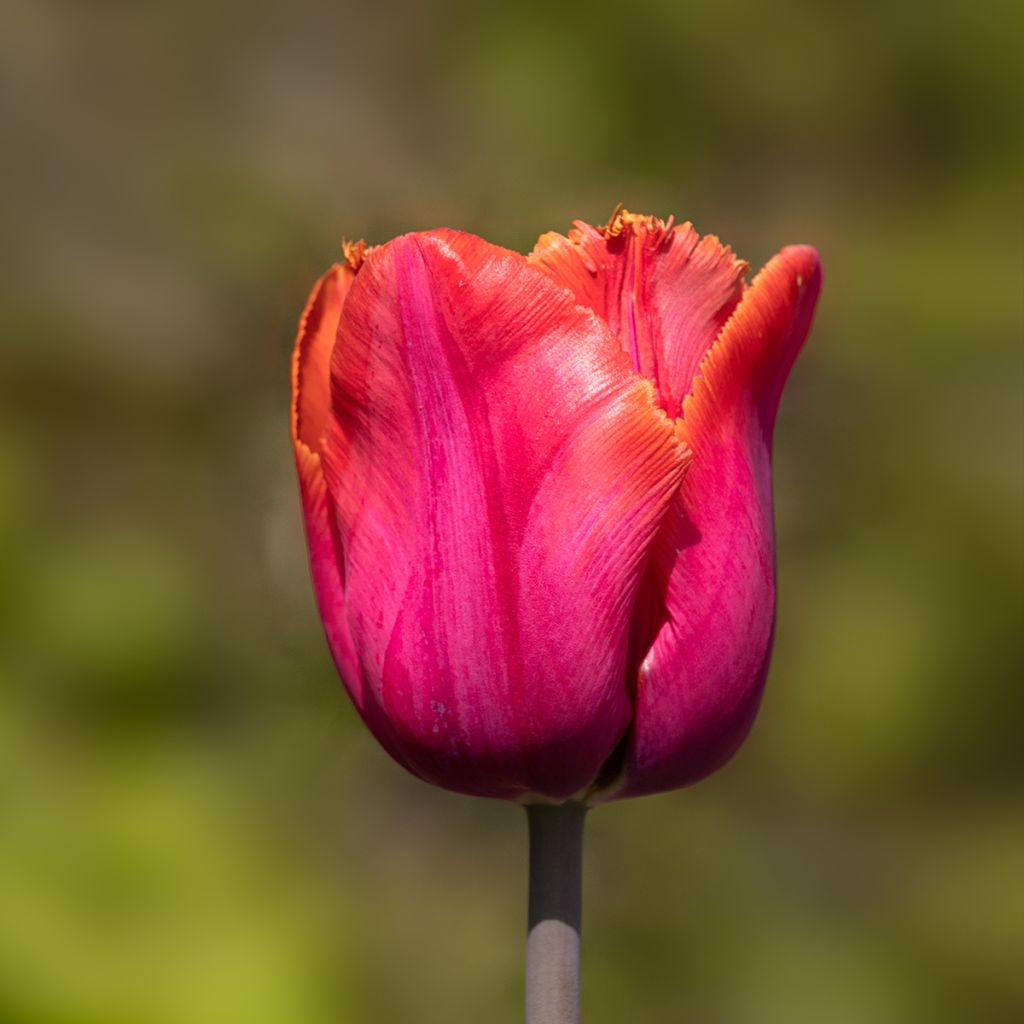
[291,210,821,804]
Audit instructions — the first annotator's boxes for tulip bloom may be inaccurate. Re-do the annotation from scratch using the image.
[291,211,820,805]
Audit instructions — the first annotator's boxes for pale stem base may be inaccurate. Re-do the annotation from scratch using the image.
[525,802,586,1024]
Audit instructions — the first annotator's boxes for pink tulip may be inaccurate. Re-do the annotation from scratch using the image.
[291,212,821,804]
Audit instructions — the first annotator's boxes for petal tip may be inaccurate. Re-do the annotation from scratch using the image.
[341,237,373,272]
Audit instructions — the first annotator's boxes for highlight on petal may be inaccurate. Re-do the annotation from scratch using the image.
[530,209,747,419]
[320,229,689,800]
[607,244,822,800]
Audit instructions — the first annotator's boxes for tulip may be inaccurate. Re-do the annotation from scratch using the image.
[291,211,821,1022]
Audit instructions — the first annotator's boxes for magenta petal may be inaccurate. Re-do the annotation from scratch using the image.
[320,230,688,800]
[291,264,415,770]
[614,245,823,799]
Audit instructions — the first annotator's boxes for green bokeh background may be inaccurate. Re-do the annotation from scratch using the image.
[2,1,1022,1021]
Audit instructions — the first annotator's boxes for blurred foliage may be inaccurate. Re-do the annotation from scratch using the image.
[1,0,1022,1021]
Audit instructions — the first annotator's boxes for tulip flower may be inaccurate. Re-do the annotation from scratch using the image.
[291,210,821,1023]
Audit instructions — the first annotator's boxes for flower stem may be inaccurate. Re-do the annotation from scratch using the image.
[525,801,586,1024]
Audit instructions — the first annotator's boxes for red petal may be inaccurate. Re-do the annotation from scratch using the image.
[292,265,350,453]
[291,264,412,765]
[291,265,355,685]
[530,212,747,418]
[611,245,822,799]
[321,229,688,800]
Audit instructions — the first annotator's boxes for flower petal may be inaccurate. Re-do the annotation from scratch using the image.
[530,211,747,418]
[611,245,822,799]
[292,265,351,453]
[320,229,688,800]
[291,263,411,765]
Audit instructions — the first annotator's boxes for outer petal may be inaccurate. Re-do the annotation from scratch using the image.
[291,259,412,766]
[611,245,822,799]
[320,229,688,801]
[530,212,747,418]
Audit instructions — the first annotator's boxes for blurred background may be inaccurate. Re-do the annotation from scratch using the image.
[1,0,1022,1021]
